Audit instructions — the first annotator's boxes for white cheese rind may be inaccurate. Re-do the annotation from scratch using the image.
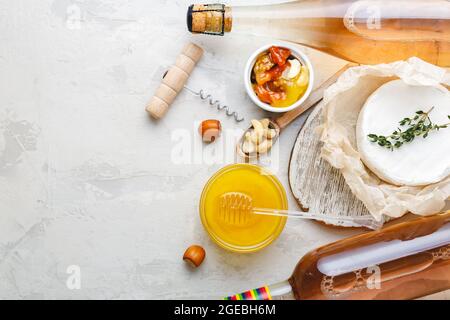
[356,80,450,186]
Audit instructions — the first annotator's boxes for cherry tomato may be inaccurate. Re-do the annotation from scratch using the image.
[269,46,291,66]
[253,84,286,104]
[255,63,289,85]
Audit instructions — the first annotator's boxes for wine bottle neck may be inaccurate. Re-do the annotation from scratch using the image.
[187,1,345,36]
[187,1,450,42]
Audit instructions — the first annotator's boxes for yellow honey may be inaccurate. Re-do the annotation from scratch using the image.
[200,164,287,253]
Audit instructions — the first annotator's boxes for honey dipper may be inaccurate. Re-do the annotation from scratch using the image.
[219,192,381,230]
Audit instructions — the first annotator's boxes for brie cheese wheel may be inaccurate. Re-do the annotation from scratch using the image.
[356,80,450,186]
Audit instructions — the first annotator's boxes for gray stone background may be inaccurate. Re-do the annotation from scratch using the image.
[0,0,448,299]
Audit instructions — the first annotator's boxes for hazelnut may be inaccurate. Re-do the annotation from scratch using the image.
[183,245,206,268]
[199,120,221,143]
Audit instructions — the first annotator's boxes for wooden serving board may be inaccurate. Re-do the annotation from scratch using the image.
[288,99,382,229]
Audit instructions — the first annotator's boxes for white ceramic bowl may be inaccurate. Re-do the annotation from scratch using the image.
[244,43,314,113]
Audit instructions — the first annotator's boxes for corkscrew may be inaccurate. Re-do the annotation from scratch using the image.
[183,86,244,122]
[146,42,243,122]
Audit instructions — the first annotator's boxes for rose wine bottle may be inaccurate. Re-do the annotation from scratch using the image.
[224,212,450,300]
[187,1,450,66]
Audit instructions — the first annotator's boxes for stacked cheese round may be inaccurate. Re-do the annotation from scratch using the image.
[356,80,450,186]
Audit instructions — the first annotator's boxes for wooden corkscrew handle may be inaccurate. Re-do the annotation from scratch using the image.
[146,43,204,119]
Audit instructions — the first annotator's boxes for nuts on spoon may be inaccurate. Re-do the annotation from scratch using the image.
[242,118,275,155]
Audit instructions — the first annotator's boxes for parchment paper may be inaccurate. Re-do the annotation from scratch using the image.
[317,58,450,222]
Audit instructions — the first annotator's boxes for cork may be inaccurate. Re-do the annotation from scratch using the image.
[190,5,207,33]
[224,7,232,33]
[187,4,232,35]
[146,43,204,119]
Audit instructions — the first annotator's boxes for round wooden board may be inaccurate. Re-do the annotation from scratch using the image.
[288,101,383,229]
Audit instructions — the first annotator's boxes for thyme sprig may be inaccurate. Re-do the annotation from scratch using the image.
[368,107,450,151]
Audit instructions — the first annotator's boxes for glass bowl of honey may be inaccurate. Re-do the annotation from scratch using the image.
[199,163,288,253]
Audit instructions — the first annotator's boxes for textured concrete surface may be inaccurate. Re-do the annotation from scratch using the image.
[0,0,448,300]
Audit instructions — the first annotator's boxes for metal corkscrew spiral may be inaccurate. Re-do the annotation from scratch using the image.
[184,86,244,122]
[156,65,244,123]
